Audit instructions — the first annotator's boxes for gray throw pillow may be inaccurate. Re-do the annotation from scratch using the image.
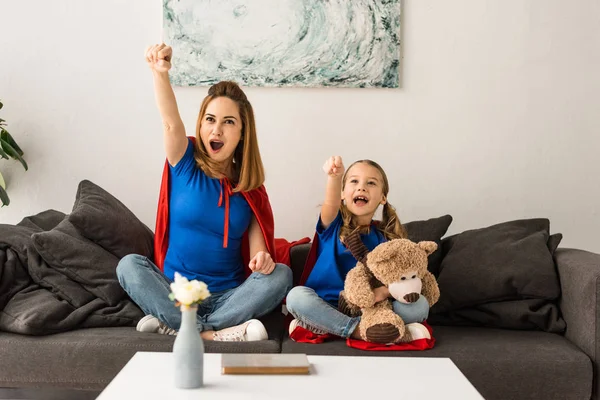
[403,214,453,276]
[547,233,563,254]
[428,298,566,333]
[17,209,66,232]
[433,218,561,315]
[68,180,154,259]
[31,218,125,306]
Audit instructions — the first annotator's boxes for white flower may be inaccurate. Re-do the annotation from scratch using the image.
[169,272,210,306]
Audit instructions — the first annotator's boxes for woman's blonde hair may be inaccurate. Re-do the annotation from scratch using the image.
[193,81,265,192]
[339,160,407,241]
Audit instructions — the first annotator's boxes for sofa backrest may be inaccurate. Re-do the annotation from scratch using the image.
[289,243,311,286]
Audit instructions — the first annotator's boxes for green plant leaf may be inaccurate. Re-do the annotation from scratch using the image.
[0,145,8,159]
[0,138,28,170]
[1,129,24,157]
[0,100,3,110]
[0,170,5,189]
[0,175,9,206]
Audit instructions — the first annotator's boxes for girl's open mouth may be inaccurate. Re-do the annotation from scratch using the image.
[353,196,369,206]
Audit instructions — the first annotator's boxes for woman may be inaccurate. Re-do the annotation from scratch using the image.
[117,43,292,342]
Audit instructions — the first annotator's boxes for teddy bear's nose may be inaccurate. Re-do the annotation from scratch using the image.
[404,293,420,303]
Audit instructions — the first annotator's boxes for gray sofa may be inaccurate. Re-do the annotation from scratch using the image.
[0,180,597,399]
[0,244,598,400]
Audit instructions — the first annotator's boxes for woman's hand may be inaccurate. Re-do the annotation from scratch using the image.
[249,251,276,275]
[323,156,345,178]
[145,43,172,73]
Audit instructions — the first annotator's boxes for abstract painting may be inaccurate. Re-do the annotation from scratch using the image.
[163,0,401,88]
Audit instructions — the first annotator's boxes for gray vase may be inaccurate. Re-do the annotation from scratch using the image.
[173,305,204,389]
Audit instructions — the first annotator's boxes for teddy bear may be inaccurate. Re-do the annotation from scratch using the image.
[338,233,440,344]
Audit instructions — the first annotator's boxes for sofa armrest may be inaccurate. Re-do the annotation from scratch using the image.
[556,248,600,399]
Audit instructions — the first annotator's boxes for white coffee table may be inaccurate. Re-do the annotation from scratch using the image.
[97,352,484,399]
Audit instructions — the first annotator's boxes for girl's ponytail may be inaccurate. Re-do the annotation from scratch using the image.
[381,201,407,240]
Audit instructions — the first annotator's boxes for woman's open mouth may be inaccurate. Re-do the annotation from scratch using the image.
[209,140,224,153]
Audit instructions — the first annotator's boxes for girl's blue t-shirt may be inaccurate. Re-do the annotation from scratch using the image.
[163,140,252,293]
[305,211,386,306]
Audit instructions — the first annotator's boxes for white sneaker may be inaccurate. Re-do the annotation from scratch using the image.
[288,319,328,336]
[406,323,431,340]
[157,321,177,336]
[136,315,177,336]
[136,315,160,333]
[212,319,268,342]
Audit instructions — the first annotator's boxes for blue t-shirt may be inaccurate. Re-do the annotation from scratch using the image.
[305,212,386,306]
[163,140,252,293]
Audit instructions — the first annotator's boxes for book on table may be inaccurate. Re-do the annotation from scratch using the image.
[221,353,310,375]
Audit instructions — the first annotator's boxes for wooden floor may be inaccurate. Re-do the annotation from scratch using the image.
[0,388,100,400]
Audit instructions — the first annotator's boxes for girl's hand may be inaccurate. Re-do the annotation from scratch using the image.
[145,43,172,73]
[323,156,344,178]
[373,286,391,303]
[249,251,276,275]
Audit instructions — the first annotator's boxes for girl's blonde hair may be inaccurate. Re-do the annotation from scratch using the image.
[339,160,407,242]
[193,81,265,192]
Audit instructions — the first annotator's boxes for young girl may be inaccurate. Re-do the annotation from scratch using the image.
[117,43,292,342]
[286,156,430,341]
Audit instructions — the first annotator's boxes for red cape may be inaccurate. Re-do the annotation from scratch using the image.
[298,233,319,286]
[289,321,435,351]
[153,137,276,276]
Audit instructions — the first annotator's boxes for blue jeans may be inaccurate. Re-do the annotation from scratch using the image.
[286,286,430,338]
[117,254,293,332]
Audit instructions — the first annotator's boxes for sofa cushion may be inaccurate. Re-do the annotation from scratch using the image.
[547,233,563,254]
[431,219,564,332]
[289,243,311,286]
[31,218,124,307]
[281,326,592,400]
[68,180,154,260]
[17,209,66,232]
[441,230,563,261]
[428,298,566,333]
[436,219,559,308]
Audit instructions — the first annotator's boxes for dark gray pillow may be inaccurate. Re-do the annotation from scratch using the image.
[433,218,561,313]
[403,214,453,276]
[17,209,66,232]
[428,298,566,333]
[547,233,563,254]
[442,231,563,260]
[68,180,154,259]
[31,218,125,306]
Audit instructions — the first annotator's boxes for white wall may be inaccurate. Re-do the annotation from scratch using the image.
[1,0,598,253]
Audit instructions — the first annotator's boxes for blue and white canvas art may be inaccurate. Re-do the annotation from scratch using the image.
[163,0,401,88]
